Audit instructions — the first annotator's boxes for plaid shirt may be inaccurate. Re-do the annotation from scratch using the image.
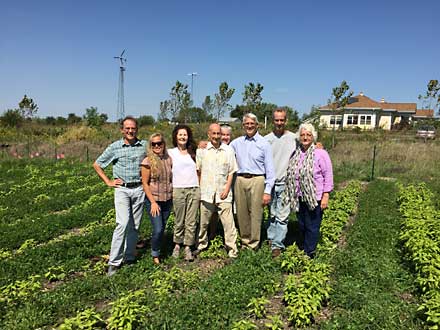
[96,138,147,183]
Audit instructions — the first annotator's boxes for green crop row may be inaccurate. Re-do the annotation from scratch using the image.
[234,180,363,328]
[0,188,113,250]
[398,183,440,329]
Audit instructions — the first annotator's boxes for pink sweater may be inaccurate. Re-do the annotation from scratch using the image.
[295,148,334,200]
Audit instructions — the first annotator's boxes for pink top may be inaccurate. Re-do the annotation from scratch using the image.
[295,148,333,200]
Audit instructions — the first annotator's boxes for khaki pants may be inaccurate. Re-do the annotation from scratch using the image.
[198,200,238,257]
[234,176,265,249]
[173,187,200,246]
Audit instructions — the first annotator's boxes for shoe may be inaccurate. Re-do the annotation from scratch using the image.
[192,248,204,257]
[172,245,180,258]
[107,265,119,277]
[271,248,281,258]
[124,259,136,266]
[228,248,238,259]
[153,257,160,265]
[184,247,194,262]
[136,240,146,249]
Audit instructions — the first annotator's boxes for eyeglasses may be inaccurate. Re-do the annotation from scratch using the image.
[151,141,163,147]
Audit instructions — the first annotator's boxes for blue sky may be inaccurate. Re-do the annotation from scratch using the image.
[1,0,439,121]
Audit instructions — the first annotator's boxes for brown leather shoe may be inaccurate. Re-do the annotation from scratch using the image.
[271,248,281,258]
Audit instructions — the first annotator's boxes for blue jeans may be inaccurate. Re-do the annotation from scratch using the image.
[145,199,173,257]
[267,183,291,250]
[297,200,322,257]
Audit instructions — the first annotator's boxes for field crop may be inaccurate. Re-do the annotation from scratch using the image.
[0,135,437,330]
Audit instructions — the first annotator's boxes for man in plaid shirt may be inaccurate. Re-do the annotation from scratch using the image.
[93,116,147,276]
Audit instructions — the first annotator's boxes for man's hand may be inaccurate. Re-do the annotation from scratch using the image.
[262,193,271,206]
[198,140,208,149]
[108,178,124,188]
[220,187,230,200]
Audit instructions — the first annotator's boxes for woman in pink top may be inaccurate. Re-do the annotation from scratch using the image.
[283,123,333,258]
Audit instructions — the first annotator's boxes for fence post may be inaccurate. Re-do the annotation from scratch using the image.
[86,146,89,162]
[371,144,377,181]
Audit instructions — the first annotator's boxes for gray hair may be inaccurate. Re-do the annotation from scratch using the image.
[220,125,232,133]
[242,113,259,124]
[298,123,318,141]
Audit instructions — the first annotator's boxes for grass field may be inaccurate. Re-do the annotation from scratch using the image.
[0,131,439,329]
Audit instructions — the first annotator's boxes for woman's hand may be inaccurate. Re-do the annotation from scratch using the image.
[150,202,161,217]
[321,193,329,209]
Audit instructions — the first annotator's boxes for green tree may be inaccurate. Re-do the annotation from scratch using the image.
[159,81,191,122]
[242,82,264,113]
[328,80,353,146]
[202,95,215,117]
[0,109,24,128]
[138,115,155,127]
[176,107,212,123]
[301,105,321,125]
[18,95,39,119]
[214,82,235,120]
[83,106,107,127]
[55,116,68,125]
[67,113,82,125]
[419,79,440,115]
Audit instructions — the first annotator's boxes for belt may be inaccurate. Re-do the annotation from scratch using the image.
[120,182,142,188]
[237,173,264,179]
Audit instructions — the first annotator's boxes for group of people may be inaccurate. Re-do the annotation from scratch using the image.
[93,109,333,276]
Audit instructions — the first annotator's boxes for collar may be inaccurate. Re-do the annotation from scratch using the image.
[207,142,226,151]
[121,138,142,147]
[245,132,260,141]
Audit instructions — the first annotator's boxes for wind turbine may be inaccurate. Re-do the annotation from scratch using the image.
[187,72,198,104]
[114,50,127,121]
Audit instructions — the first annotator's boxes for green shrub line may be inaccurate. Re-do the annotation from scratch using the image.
[0,209,118,287]
[0,187,113,250]
[233,180,362,328]
[0,181,106,232]
[397,183,440,329]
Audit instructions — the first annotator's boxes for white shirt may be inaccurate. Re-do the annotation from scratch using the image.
[168,148,199,188]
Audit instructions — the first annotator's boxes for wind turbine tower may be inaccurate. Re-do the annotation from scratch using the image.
[114,50,127,121]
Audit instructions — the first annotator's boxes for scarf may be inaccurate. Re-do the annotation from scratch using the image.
[283,144,317,212]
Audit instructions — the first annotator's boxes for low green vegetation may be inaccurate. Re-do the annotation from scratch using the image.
[320,180,422,329]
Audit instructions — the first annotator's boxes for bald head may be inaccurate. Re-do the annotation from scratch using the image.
[208,123,222,147]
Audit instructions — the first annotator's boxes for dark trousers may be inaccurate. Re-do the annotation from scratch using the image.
[296,200,322,257]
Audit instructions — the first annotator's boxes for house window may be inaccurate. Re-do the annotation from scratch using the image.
[347,115,358,125]
[360,115,372,125]
[330,115,342,125]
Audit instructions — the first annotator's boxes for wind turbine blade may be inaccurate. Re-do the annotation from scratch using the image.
[121,49,125,57]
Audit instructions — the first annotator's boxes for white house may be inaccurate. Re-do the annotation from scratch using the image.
[319,92,434,130]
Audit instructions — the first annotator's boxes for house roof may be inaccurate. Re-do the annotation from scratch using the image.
[320,93,417,113]
[414,109,434,117]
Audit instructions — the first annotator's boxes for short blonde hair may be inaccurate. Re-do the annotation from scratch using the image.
[298,123,318,141]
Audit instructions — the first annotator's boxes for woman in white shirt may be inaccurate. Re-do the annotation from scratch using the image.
[168,124,200,261]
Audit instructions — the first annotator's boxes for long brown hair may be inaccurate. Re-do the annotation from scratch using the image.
[172,124,196,161]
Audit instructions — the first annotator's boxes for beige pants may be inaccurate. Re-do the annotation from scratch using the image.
[198,200,238,257]
[234,176,265,249]
[173,187,200,246]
